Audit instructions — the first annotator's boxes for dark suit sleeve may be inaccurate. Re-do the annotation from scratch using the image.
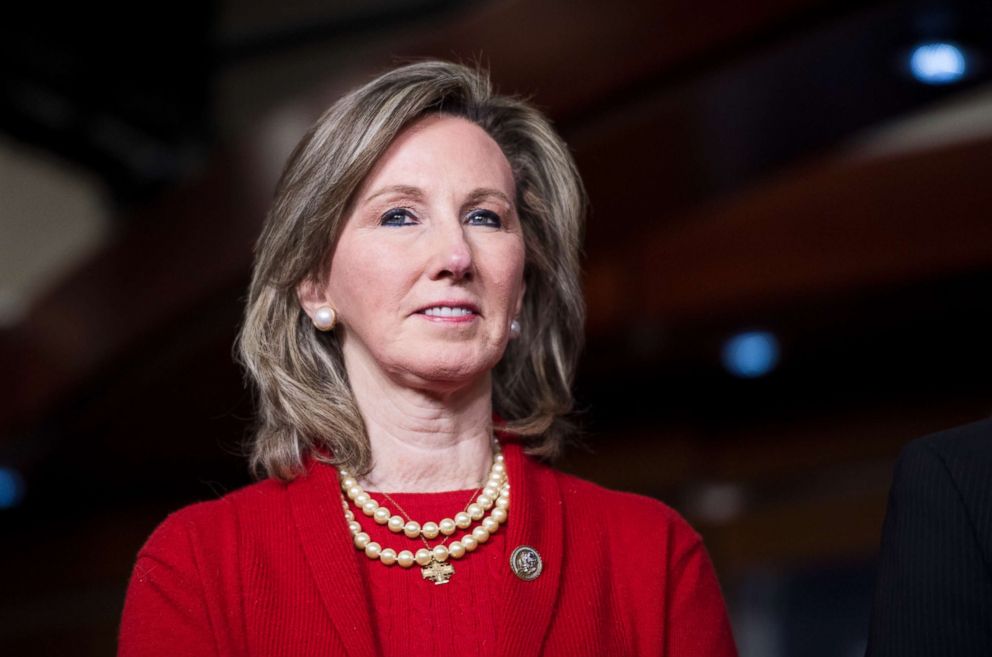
[865,437,992,657]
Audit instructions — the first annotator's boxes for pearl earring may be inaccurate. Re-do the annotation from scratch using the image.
[509,318,521,339]
[313,306,338,331]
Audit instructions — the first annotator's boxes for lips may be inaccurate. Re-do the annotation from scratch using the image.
[422,306,476,318]
[414,301,481,318]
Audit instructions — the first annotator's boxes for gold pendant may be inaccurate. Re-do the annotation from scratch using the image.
[421,558,455,585]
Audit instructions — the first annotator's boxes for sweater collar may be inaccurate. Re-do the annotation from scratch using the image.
[288,440,564,657]
[496,441,565,657]
[289,458,380,657]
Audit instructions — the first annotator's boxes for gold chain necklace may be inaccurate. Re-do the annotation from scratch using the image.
[339,443,510,585]
[378,487,481,550]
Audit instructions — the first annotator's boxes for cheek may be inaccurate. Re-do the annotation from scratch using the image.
[327,256,366,310]
[485,241,526,308]
[328,239,407,310]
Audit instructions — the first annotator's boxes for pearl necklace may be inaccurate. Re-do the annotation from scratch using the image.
[379,487,480,550]
[338,447,510,583]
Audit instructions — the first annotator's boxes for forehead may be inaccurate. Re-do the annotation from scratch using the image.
[357,114,516,199]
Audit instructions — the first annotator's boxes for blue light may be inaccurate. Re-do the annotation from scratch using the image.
[909,42,967,85]
[0,467,25,509]
[722,331,780,378]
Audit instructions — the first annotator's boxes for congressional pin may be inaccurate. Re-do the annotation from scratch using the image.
[509,545,543,581]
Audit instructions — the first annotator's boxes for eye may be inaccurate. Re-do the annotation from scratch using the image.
[379,207,418,226]
[465,209,502,228]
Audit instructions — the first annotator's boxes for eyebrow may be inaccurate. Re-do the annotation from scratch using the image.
[362,185,425,204]
[362,185,514,209]
[465,188,515,210]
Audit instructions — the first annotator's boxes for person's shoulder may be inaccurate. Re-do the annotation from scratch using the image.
[894,417,992,484]
[140,477,287,557]
[896,417,992,511]
[166,476,286,524]
[554,468,700,543]
[908,416,992,463]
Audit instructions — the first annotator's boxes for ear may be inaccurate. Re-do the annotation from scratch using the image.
[296,276,331,322]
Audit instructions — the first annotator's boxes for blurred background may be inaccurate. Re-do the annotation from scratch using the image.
[2,0,991,655]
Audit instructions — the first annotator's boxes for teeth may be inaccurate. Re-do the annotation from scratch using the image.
[423,306,474,317]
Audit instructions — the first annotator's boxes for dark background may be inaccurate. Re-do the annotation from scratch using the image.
[2,1,991,655]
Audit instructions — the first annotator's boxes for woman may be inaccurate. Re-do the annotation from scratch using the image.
[119,60,737,657]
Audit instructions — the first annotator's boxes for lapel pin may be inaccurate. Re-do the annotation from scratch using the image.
[510,545,543,581]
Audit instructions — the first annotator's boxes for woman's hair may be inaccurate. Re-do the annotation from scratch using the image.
[238,59,586,480]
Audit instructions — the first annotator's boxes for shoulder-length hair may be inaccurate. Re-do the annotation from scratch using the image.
[238,60,586,480]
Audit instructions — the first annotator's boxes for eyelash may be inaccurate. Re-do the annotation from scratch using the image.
[378,208,503,228]
[466,209,502,228]
[379,208,417,226]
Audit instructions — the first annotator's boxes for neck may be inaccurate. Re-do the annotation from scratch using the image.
[344,347,495,493]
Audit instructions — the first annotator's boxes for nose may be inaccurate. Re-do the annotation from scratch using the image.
[428,221,474,281]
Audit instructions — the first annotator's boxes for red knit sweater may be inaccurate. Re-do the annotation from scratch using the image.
[119,443,737,656]
[359,489,507,654]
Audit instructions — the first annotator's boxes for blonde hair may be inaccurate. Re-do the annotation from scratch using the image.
[238,60,586,480]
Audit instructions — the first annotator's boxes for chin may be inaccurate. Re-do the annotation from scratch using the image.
[392,350,500,391]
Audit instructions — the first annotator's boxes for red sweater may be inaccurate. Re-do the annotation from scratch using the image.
[357,488,508,654]
[119,442,738,656]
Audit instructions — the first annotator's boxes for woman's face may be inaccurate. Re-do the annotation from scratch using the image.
[305,115,526,392]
